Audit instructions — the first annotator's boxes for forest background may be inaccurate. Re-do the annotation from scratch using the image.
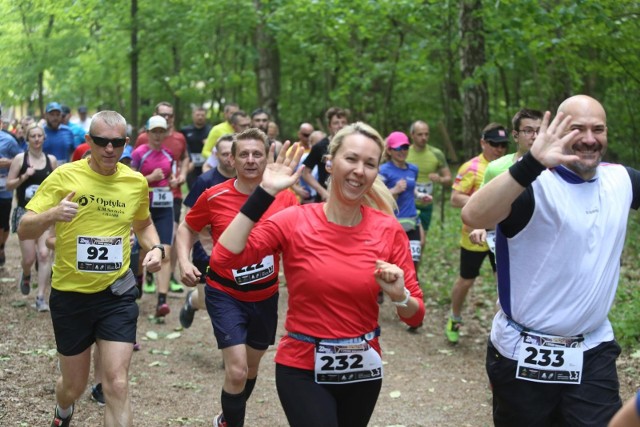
[2,0,640,348]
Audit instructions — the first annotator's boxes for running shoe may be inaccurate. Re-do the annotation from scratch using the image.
[155,303,170,317]
[170,277,184,293]
[143,272,156,294]
[179,290,196,329]
[407,323,423,334]
[445,317,462,344]
[35,296,50,312]
[50,404,74,427]
[213,413,227,427]
[90,383,105,406]
[19,272,31,295]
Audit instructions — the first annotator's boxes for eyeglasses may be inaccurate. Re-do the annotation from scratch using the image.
[518,128,540,136]
[159,113,174,119]
[301,133,311,138]
[486,140,509,148]
[90,135,127,148]
[390,145,410,152]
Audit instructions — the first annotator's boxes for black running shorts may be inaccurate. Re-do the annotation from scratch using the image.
[49,285,139,356]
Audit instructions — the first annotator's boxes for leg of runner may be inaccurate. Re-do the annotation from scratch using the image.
[98,339,135,426]
[18,238,35,296]
[34,230,52,311]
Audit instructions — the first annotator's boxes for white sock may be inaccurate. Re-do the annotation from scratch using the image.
[57,404,73,419]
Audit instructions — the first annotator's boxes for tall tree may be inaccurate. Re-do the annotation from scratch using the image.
[459,0,488,158]
[253,0,281,123]
[130,0,139,138]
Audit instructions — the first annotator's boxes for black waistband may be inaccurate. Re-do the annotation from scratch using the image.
[206,268,278,292]
[288,326,381,344]
[507,315,584,341]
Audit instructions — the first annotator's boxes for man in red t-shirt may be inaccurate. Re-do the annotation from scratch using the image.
[175,128,297,427]
[136,102,190,292]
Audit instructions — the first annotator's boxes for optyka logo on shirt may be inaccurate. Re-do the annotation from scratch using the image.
[77,194,126,208]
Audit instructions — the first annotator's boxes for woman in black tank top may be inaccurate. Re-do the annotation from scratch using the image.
[6,124,57,312]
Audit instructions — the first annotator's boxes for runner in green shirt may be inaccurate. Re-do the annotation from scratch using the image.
[468,109,544,251]
[406,120,452,265]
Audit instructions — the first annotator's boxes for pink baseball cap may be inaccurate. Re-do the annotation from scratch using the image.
[386,131,411,149]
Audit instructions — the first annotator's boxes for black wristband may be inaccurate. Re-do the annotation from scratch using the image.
[508,152,546,188]
[240,186,276,223]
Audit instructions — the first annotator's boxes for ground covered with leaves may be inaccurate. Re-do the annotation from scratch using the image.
[1,227,639,426]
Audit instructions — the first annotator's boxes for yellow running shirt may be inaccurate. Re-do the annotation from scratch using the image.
[26,159,150,293]
[452,153,490,252]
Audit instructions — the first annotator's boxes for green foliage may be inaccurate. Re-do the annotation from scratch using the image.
[612,214,640,349]
[0,0,639,161]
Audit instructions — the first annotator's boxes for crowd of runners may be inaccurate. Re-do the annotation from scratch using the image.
[1,95,639,426]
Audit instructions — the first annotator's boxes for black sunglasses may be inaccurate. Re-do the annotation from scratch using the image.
[90,135,127,148]
[301,133,311,138]
[487,140,509,148]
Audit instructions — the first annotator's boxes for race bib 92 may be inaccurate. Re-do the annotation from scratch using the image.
[77,236,124,273]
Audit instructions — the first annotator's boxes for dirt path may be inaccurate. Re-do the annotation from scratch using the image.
[1,231,638,426]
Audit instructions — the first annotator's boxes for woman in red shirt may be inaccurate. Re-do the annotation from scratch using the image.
[210,122,425,427]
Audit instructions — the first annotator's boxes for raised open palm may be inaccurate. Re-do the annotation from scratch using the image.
[261,141,305,196]
[530,111,580,168]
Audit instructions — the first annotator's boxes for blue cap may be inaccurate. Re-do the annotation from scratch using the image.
[46,102,62,113]
[120,144,133,160]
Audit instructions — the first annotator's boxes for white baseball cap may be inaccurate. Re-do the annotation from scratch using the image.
[147,115,167,130]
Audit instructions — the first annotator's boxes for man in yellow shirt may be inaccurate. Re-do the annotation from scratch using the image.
[201,103,239,160]
[18,111,163,426]
[406,120,452,233]
[446,123,508,343]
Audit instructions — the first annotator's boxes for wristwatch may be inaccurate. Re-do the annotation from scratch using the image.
[391,288,411,308]
[151,244,165,259]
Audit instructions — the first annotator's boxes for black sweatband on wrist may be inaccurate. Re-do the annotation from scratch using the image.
[239,185,276,223]
[509,152,546,188]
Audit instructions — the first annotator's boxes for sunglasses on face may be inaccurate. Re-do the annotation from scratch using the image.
[90,135,127,148]
[301,133,311,138]
[390,145,410,152]
[487,140,508,148]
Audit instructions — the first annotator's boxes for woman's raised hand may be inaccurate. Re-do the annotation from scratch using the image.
[260,141,305,196]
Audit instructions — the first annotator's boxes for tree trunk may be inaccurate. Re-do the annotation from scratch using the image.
[459,0,488,159]
[253,0,280,123]
[440,0,462,155]
[37,71,44,119]
[498,63,511,127]
[172,44,182,128]
[130,0,139,139]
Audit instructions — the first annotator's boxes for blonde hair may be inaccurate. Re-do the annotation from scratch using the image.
[26,123,45,140]
[327,122,397,215]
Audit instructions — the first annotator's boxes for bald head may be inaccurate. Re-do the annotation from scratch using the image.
[557,95,608,180]
[410,120,430,148]
[298,122,314,147]
[558,95,607,123]
[308,130,326,147]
